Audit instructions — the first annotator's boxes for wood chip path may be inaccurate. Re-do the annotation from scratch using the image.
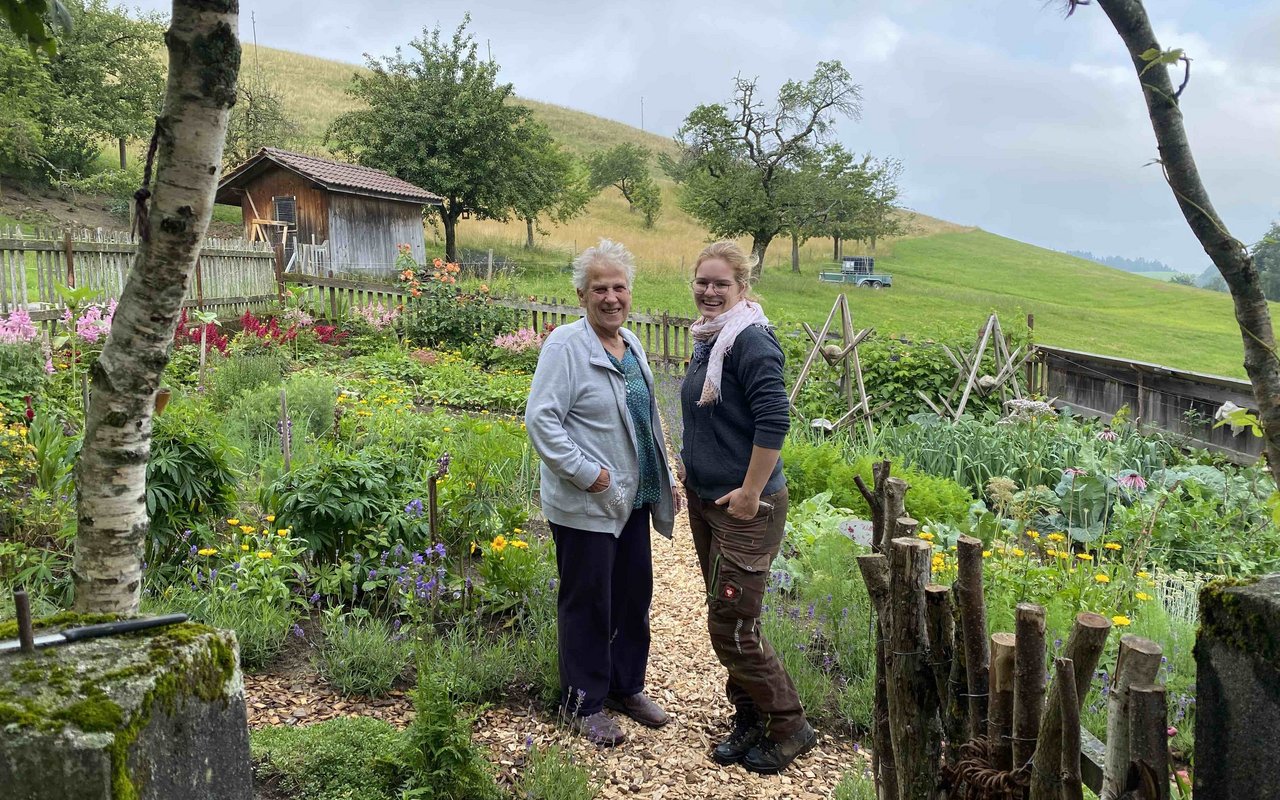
[245,514,868,798]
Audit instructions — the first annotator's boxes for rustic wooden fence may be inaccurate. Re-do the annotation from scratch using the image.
[0,226,277,322]
[1031,345,1260,463]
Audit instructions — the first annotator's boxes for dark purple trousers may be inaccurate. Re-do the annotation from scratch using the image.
[550,506,653,717]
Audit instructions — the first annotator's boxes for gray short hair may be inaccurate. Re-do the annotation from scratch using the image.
[572,238,636,292]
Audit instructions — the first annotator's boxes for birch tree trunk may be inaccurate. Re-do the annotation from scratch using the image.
[72,0,240,614]
[1088,0,1280,480]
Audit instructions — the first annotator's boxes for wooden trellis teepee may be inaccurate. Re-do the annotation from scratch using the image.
[920,313,1035,421]
[788,294,878,436]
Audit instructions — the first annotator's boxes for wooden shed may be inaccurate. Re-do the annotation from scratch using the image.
[215,147,442,275]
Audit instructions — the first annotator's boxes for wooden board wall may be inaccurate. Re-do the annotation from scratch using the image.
[238,167,329,247]
[327,193,425,274]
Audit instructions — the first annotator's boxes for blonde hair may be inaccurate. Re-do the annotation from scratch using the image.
[694,240,759,300]
[573,238,636,292]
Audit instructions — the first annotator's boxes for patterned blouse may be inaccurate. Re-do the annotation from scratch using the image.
[606,345,663,507]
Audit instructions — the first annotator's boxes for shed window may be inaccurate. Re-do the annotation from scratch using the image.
[272,196,297,263]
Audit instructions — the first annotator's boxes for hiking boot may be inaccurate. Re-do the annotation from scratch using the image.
[743,721,817,774]
[572,711,626,747]
[604,692,670,728]
[712,709,764,765]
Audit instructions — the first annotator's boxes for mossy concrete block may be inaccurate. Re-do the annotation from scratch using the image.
[0,619,251,800]
[1195,574,1280,800]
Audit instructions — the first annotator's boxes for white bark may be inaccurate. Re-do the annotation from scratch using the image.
[72,0,240,613]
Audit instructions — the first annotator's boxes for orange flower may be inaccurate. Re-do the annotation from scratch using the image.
[433,258,444,268]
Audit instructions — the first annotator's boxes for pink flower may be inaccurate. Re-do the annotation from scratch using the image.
[1118,473,1148,491]
[0,308,37,343]
[1097,428,1118,442]
[1167,726,1178,737]
[1064,467,1088,478]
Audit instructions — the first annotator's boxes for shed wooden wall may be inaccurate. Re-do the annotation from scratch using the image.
[237,167,329,248]
[327,194,425,274]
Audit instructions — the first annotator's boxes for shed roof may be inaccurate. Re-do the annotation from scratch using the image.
[216,147,442,205]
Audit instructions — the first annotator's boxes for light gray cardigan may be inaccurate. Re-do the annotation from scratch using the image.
[525,318,675,538]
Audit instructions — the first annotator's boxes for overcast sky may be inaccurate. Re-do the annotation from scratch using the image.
[146,0,1279,272]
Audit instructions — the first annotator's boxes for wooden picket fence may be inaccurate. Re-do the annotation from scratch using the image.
[0,225,277,323]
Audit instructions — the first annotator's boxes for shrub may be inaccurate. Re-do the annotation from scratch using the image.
[399,251,519,349]
[145,398,237,566]
[208,352,284,410]
[0,340,46,421]
[220,370,336,469]
[418,625,517,704]
[515,744,601,800]
[313,611,411,697]
[251,717,407,800]
[782,438,973,525]
[833,770,877,800]
[399,669,500,800]
[151,587,296,671]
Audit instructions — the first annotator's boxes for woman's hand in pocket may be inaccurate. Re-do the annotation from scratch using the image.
[587,466,611,493]
[714,487,761,520]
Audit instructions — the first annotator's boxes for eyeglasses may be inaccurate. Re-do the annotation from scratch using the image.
[690,279,738,295]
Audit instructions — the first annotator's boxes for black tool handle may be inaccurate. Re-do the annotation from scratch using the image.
[60,614,189,642]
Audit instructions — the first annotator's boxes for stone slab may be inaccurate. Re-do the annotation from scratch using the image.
[0,617,251,800]
[1194,574,1280,800]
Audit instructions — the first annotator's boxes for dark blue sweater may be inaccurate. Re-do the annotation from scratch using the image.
[680,324,790,501]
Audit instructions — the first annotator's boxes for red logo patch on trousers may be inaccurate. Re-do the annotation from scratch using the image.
[722,583,739,600]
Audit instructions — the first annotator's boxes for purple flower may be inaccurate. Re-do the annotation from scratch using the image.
[405,498,425,518]
[1064,467,1088,478]
[433,543,446,559]
[209,568,218,582]
[291,624,305,639]
[1097,428,1119,442]
[189,544,198,557]
[412,552,425,566]
[368,569,377,580]
[230,582,237,590]
[1118,473,1148,491]
[435,451,452,478]
[309,592,321,605]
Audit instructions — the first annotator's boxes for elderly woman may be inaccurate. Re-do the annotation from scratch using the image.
[681,240,815,773]
[525,239,680,747]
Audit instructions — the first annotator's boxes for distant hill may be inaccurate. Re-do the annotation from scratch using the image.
[1065,250,1175,274]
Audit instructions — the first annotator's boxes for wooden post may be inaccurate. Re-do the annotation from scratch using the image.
[486,249,494,281]
[887,536,941,800]
[955,535,990,739]
[1126,685,1170,800]
[63,229,75,287]
[1057,657,1083,800]
[1029,612,1112,800]
[194,256,204,308]
[954,315,994,418]
[1014,603,1047,769]
[1102,636,1165,800]
[947,583,970,754]
[880,477,908,552]
[988,632,1016,771]
[856,553,899,800]
[279,389,291,472]
[925,584,960,761]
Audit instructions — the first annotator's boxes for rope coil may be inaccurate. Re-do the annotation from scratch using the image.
[940,737,1031,800]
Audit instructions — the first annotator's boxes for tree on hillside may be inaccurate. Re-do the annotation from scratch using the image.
[0,0,164,176]
[327,16,536,263]
[667,61,862,278]
[777,144,875,273]
[73,0,238,613]
[1251,220,1280,300]
[586,142,662,227]
[849,157,908,253]
[1060,5,1280,492]
[511,122,592,248]
[223,60,295,166]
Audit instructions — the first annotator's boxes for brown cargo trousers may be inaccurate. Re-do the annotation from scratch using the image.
[687,486,807,741]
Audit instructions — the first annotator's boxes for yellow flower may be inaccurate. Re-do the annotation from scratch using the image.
[1136,570,1151,579]
[1012,548,1025,557]
[278,529,289,537]
[265,515,276,523]
[239,525,255,535]
[1104,542,1122,551]
[511,540,529,550]
[918,532,935,542]
[1135,592,1152,601]
[1076,553,1093,561]
[491,535,507,553]
[257,551,273,559]
[1048,533,1066,543]
[982,550,992,558]
[227,518,240,526]
[470,541,481,555]
[240,544,250,551]
[442,427,451,433]
[1026,530,1040,540]
[1056,551,1070,560]
[1111,615,1131,627]
[197,547,217,556]
[513,527,524,534]
[1094,573,1111,584]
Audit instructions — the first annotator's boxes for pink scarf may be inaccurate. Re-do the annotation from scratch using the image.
[690,299,769,406]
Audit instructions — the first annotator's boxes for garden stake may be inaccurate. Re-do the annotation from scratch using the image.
[427,476,439,542]
[1057,657,1084,800]
[956,535,991,740]
[1014,603,1047,770]
[887,535,941,800]
[1102,636,1164,800]
[856,552,898,800]
[989,632,1016,771]
[13,588,35,654]
[1125,685,1170,800]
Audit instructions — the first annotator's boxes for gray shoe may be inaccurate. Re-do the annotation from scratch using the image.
[604,692,670,728]
[573,711,626,747]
